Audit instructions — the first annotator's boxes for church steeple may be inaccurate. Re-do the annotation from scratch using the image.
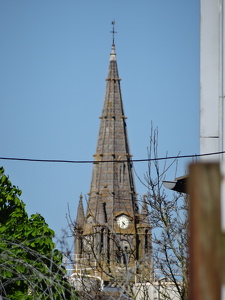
[74,23,151,284]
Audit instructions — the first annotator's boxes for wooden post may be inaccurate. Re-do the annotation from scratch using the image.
[189,163,225,300]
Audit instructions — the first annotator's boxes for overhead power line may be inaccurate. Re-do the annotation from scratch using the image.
[0,151,225,164]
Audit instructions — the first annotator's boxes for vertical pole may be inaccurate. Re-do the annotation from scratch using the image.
[221,162,225,300]
[189,163,225,300]
[221,162,225,232]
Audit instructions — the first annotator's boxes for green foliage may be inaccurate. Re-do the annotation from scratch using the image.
[0,167,78,299]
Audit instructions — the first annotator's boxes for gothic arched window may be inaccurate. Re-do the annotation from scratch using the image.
[144,229,149,253]
[100,228,104,253]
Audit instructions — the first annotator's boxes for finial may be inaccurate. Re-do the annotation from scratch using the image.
[111,20,117,45]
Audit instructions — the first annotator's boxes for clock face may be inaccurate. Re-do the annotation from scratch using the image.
[117,215,129,229]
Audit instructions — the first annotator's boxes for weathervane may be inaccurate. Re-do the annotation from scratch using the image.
[111,20,117,45]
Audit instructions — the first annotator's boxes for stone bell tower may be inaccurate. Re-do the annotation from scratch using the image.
[74,24,152,285]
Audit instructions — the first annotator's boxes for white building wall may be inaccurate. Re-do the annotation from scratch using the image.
[200,0,224,160]
[133,282,180,300]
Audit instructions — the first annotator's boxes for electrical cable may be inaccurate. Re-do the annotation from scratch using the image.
[0,151,224,164]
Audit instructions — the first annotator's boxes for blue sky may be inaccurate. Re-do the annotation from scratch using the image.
[0,1,199,245]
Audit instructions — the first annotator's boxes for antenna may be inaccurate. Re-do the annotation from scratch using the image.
[111,20,117,45]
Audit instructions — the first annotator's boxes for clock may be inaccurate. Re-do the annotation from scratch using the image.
[117,215,130,229]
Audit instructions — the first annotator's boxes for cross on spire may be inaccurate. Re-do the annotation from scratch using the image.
[111,20,117,45]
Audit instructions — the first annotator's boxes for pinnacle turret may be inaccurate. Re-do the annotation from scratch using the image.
[140,194,150,226]
[75,194,85,228]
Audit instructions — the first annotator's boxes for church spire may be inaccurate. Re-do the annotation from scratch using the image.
[74,25,152,283]
[86,23,138,228]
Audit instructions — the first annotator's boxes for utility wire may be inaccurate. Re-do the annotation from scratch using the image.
[0,151,224,164]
